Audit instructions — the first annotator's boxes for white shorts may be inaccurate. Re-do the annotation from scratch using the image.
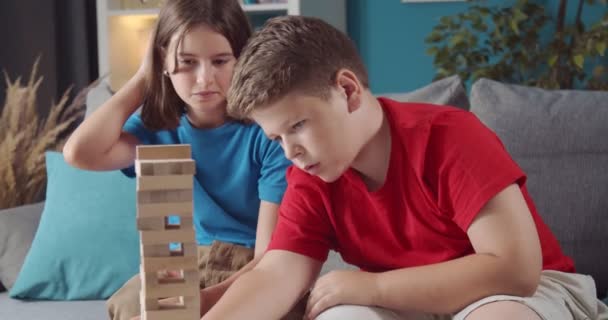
[315,271,608,320]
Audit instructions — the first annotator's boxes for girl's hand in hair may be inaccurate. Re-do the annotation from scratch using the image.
[136,33,156,80]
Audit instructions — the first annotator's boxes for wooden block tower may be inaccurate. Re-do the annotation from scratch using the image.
[135,144,199,320]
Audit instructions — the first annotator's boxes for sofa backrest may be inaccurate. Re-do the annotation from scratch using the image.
[471,78,608,298]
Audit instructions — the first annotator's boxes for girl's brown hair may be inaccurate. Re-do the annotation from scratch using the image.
[142,0,252,130]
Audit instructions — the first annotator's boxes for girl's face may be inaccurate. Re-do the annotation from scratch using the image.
[164,24,236,128]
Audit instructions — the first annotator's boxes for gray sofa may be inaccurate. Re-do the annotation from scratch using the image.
[1,77,606,319]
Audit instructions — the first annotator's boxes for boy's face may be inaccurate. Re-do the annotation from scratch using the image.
[252,89,361,183]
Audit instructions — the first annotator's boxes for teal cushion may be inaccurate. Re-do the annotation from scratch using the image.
[10,151,139,300]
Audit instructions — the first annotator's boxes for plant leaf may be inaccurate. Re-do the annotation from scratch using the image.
[597,41,607,56]
[510,19,520,34]
[573,54,585,69]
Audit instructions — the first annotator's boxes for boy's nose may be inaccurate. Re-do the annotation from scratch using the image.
[283,141,300,161]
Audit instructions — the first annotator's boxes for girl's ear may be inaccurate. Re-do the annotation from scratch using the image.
[159,46,171,74]
[335,69,362,113]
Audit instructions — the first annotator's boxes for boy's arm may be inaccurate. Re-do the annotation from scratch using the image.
[306,184,542,318]
[254,200,280,258]
[197,201,279,314]
[203,249,322,320]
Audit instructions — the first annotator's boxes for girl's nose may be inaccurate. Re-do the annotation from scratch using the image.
[196,64,213,84]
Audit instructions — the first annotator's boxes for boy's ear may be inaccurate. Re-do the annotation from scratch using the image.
[335,69,362,113]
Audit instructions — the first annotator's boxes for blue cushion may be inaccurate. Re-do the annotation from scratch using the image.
[10,151,139,300]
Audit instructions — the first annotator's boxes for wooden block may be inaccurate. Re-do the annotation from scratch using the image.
[153,270,199,287]
[137,202,193,218]
[141,256,198,273]
[181,243,197,257]
[142,279,199,298]
[136,215,194,231]
[140,229,196,245]
[137,190,192,204]
[136,145,191,160]
[182,243,198,257]
[140,290,160,310]
[141,244,171,257]
[137,175,193,191]
[141,241,196,258]
[141,269,198,286]
[178,217,193,228]
[163,217,194,230]
[178,296,200,312]
[136,159,196,176]
[142,306,199,320]
[137,217,166,231]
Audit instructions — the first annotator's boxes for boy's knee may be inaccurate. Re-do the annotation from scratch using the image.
[464,301,541,320]
[315,305,400,320]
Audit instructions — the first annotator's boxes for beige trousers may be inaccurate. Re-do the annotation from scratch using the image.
[315,271,608,320]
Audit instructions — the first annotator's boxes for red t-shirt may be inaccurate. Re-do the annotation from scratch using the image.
[268,98,574,273]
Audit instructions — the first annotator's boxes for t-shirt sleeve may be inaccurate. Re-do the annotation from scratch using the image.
[257,135,290,204]
[423,110,526,231]
[121,114,150,178]
[267,167,333,262]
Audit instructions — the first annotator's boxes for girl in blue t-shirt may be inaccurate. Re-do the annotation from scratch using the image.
[63,1,291,319]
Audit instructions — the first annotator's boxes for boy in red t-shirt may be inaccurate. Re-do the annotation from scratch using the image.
[203,16,608,320]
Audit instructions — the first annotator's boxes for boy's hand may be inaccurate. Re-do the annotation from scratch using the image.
[199,283,227,316]
[305,270,379,320]
[128,296,184,320]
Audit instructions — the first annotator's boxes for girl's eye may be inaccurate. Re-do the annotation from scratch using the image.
[178,59,195,66]
[273,136,283,143]
[212,59,229,66]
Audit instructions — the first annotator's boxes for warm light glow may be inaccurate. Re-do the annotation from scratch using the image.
[108,15,158,91]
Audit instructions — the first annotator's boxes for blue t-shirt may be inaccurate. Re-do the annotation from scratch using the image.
[122,114,290,248]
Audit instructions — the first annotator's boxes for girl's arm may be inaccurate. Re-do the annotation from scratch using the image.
[63,72,144,171]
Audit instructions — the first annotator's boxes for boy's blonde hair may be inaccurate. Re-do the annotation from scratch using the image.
[228,16,368,120]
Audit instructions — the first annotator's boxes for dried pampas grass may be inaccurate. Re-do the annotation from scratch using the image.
[0,58,97,209]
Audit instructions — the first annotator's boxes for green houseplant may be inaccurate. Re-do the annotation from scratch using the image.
[425,0,608,90]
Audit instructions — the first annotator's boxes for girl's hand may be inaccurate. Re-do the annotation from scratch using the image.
[136,33,156,79]
[305,270,380,320]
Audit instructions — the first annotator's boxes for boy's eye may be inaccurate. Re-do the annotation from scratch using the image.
[272,136,283,143]
[292,120,306,130]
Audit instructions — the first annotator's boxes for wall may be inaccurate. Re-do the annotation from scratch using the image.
[0,0,97,117]
[0,1,57,115]
[347,0,607,94]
